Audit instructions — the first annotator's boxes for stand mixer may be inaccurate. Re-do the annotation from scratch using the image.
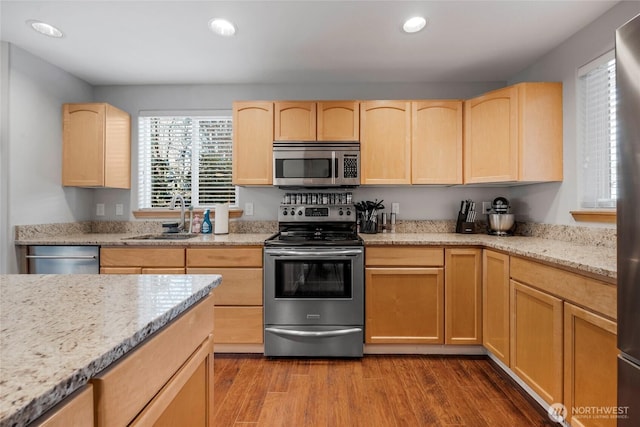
[487,196,516,236]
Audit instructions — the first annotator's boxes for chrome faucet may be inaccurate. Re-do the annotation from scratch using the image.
[170,194,186,232]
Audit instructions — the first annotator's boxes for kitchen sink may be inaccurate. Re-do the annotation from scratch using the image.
[125,233,199,240]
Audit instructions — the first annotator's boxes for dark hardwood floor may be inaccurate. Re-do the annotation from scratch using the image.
[213,354,551,427]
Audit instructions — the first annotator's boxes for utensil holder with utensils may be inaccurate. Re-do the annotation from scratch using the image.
[356,199,385,234]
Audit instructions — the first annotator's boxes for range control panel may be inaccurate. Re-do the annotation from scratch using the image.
[278,205,354,222]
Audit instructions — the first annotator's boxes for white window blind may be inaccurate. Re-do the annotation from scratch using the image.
[578,51,617,208]
[138,114,235,209]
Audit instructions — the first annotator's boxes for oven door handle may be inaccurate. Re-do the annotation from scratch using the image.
[265,249,363,257]
[265,327,362,338]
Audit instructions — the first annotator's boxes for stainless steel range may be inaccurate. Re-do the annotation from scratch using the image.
[263,198,364,357]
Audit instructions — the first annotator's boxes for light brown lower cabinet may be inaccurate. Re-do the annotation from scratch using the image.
[564,302,617,427]
[365,267,444,344]
[444,248,482,345]
[91,294,214,427]
[30,385,94,427]
[510,280,563,405]
[482,250,510,365]
[100,247,186,274]
[187,247,264,345]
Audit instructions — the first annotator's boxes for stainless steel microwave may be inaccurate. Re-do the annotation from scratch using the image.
[273,141,360,187]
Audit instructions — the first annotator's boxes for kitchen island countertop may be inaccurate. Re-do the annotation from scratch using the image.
[0,274,221,427]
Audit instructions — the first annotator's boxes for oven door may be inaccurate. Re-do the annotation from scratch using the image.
[263,247,364,326]
[273,150,336,187]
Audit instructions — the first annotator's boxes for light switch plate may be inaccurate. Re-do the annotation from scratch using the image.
[392,203,400,214]
[115,204,124,216]
[244,202,254,216]
[482,201,492,214]
[96,203,105,216]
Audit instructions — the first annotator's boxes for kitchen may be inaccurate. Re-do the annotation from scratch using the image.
[1,1,639,426]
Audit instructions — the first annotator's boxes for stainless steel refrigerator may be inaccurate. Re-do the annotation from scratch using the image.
[616,12,640,427]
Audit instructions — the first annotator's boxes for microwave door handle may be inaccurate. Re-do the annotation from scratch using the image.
[332,151,337,184]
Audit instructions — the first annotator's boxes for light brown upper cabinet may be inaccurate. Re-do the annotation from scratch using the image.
[232,101,274,185]
[317,101,360,141]
[274,102,316,140]
[412,101,463,184]
[275,101,360,141]
[360,100,411,185]
[62,103,131,188]
[463,82,563,183]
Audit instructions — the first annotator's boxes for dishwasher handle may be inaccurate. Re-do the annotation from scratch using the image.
[25,255,98,260]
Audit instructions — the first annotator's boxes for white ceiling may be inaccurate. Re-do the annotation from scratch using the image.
[0,0,620,86]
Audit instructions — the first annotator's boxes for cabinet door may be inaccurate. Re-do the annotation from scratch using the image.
[214,307,263,344]
[412,101,463,184]
[360,101,411,184]
[130,336,214,427]
[365,267,444,344]
[564,303,617,427]
[186,268,262,306]
[100,267,142,274]
[482,250,511,365]
[274,101,316,140]
[464,86,518,183]
[63,103,106,187]
[445,248,482,345]
[317,101,359,141]
[232,101,274,185]
[510,280,563,405]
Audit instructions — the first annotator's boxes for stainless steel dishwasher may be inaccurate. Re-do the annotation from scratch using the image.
[27,246,100,274]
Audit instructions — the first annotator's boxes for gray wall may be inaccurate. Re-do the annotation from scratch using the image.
[2,43,94,273]
[508,1,640,226]
[1,42,9,274]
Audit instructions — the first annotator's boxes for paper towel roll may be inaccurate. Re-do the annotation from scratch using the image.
[214,204,229,235]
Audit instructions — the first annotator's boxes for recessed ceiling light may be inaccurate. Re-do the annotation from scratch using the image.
[208,18,236,37]
[27,20,63,38]
[403,16,427,34]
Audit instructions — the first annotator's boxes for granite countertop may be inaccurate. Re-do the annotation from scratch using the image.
[0,274,222,427]
[14,230,616,280]
[360,233,616,281]
[15,232,274,247]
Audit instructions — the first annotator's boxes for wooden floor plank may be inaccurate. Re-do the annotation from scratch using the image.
[213,354,548,427]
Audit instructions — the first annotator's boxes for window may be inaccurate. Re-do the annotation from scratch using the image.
[578,51,617,209]
[138,113,235,209]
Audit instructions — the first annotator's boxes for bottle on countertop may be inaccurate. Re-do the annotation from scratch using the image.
[201,210,212,234]
[191,214,201,233]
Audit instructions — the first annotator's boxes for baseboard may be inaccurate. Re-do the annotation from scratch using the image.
[364,344,486,355]
[214,343,264,354]
[486,351,569,426]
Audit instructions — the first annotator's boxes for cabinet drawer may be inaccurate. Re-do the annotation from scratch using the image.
[366,246,443,267]
[214,307,263,344]
[100,247,185,268]
[187,268,262,305]
[187,247,262,268]
[510,257,616,320]
[91,294,214,427]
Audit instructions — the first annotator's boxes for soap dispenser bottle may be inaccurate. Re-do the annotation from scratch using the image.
[201,209,212,234]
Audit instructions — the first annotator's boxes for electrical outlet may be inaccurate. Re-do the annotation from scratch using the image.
[115,204,124,216]
[244,202,254,216]
[392,203,400,214]
[96,203,105,216]
[482,201,492,214]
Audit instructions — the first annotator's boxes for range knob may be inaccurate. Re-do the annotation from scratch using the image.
[282,210,288,216]
[346,209,351,216]
[338,210,344,216]
[297,210,303,216]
